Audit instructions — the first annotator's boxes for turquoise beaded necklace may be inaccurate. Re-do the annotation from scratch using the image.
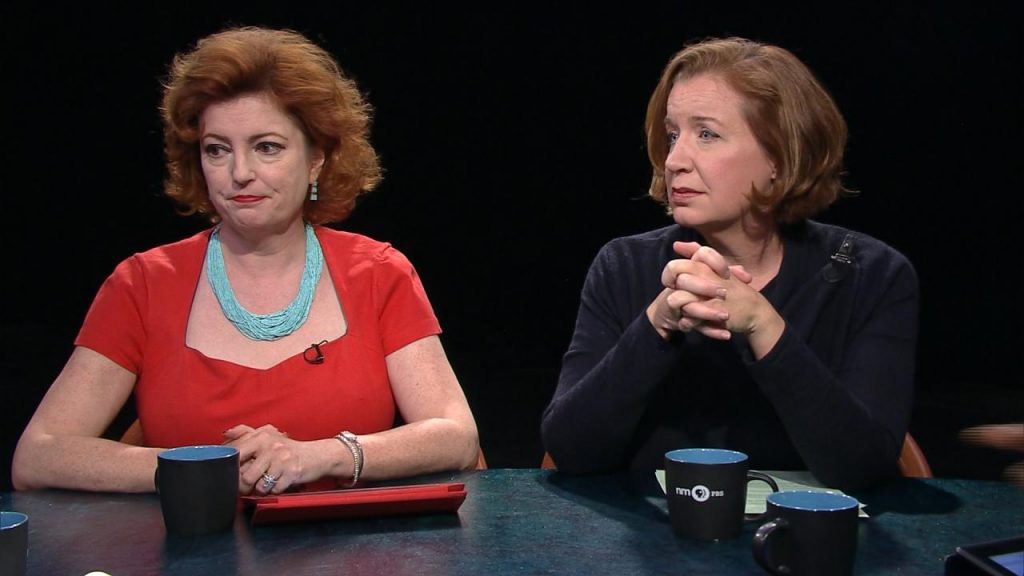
[206,223,323,341]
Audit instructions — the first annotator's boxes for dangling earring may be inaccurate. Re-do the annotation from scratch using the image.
[309,181,319,201]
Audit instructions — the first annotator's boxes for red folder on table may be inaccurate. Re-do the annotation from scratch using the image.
[242,482,467,525]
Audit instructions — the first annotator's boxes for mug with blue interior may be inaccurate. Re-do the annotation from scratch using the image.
[156,445,239,536]
[1,511,29,576]
[664,448,779,541]
[752,490,860,576]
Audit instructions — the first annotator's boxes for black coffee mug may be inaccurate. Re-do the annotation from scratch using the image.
[156,445,239,536]
[665,448,779,541]
[752,490,860,576]
[0,511,28,576]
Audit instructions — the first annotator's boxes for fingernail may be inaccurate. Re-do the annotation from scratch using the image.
[716,289,727,298]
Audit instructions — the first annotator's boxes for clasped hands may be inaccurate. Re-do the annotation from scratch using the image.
[222,424,337,495]
[647,241,779,347]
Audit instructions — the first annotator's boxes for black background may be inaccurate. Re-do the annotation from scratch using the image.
[2,3,1021,491]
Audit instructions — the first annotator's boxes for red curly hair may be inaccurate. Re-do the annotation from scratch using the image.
[161,26,381,224]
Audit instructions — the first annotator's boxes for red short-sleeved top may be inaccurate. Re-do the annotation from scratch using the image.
[75,227,441,448]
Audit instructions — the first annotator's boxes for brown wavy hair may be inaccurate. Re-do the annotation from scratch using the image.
[645,37,850,224]
[161,26,381,224]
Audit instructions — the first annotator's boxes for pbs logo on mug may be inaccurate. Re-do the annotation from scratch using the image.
[675,484,725,502]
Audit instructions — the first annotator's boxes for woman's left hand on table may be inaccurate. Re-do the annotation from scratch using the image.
[224,424,328,495]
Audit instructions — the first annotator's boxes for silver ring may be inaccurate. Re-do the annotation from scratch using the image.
[261,472,279,491]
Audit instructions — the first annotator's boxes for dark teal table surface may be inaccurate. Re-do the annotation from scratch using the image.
[2,469,1022,575]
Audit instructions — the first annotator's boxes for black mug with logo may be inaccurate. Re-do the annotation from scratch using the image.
[665,448,779,541]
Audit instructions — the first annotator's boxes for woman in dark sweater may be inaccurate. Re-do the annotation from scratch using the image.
[541,37,918,492]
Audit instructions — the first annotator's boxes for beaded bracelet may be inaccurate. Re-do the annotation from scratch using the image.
[335,431,363,487]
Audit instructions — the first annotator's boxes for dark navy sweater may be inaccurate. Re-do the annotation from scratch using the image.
[541,221,919,491]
